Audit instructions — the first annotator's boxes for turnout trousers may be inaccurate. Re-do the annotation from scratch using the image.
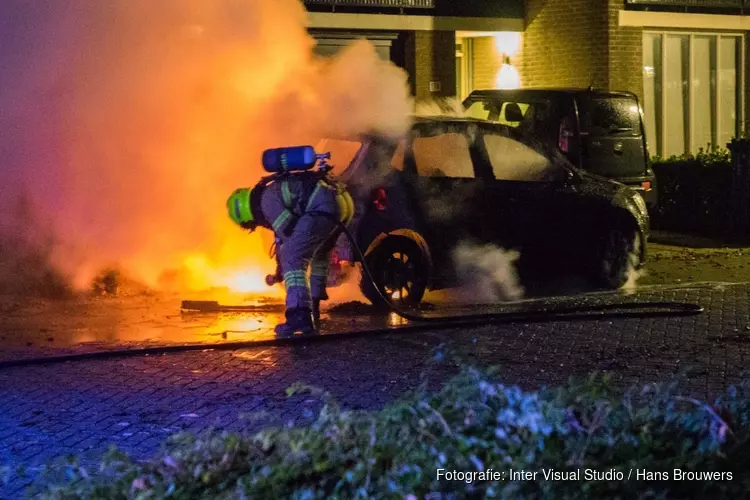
[260,180,341,312]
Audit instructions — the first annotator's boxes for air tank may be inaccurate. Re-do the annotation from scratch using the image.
[261,146,316,173]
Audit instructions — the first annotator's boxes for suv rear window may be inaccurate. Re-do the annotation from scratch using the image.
[465,100,498,121]
[464,100,533,126]
[578,97,642,136]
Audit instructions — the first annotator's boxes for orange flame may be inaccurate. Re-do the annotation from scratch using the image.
[0,0,412,296]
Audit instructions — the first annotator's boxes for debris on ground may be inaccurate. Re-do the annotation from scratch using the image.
[328,300,437,315]
[90,267,152,297]
[327,301,375,315]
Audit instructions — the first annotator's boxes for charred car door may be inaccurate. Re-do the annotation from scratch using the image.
[402,122,492,284]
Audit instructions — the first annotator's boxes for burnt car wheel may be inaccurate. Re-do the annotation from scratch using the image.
[360,236,429,308]
[595,227,641,289]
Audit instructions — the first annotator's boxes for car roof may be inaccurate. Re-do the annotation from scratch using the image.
[465,88,638,100]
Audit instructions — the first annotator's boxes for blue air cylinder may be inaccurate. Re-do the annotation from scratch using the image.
[262,146,316,173]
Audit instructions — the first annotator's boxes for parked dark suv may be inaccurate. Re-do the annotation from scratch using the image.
[324,116,649,306]
[462,88,658,209]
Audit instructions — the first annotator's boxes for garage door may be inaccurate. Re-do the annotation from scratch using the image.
[313,35,394,61]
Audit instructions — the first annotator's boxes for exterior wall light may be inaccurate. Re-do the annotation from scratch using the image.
[494,32,522,89]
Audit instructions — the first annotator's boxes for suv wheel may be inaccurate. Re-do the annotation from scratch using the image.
[595,228,641,289]
[360,236,429,308]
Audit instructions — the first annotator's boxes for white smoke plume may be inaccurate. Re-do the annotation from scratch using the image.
[621,236,647,294]
[0,0,413,295]
[452,242,524,302]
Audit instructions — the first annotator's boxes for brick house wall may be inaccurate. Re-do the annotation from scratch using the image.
[745,35,750,134]
[471,36,524,90]
[606,1,643,102]
[522,0,609,89]
[521,0,644,100]
[406,31,457,102]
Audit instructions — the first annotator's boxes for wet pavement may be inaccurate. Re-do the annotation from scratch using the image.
[2,243,750,497]
[0,239,741,352]
[1,280,750,497]
[0,279,719,366]
[0,240,746,364]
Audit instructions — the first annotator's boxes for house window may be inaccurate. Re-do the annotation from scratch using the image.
[455,38,474,101]
[643,31,743,158]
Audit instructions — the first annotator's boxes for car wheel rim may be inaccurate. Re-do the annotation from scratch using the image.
[382,251,417,303]
[602,230,629,280]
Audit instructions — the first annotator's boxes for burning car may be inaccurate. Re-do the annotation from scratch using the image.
[322,116,649,306]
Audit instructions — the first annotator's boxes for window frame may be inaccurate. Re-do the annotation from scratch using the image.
[480,131,556,183]
[643,29,745,157]
[406,125,485,179]
[455,38,474,102]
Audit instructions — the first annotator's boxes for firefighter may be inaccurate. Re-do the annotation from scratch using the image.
[226,147,354,337]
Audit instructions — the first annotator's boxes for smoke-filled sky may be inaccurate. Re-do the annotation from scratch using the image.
[0,0,412,294]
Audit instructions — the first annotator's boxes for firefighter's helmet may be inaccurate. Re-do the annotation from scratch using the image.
[227,188,254,227]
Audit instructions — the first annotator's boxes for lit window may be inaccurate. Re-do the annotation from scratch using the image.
[642,32,743,157]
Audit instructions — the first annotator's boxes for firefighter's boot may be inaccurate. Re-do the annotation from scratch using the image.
[274,307,317,338]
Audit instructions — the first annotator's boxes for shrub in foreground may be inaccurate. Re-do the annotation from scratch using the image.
[37,367,750,499]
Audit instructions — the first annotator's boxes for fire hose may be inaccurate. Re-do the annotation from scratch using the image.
[0,215,703,370]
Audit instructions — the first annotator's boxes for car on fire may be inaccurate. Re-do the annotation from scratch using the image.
[320,116,649,306]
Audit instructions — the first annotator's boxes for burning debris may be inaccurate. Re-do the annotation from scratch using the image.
[90,267,154,297]
[90,268,121,297]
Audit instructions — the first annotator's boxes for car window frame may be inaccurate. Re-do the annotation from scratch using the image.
[403,122,490,180]
[474,121,576,184]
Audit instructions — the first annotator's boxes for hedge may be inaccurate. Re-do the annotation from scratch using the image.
[651,147,733,237]
[30,361,750,499]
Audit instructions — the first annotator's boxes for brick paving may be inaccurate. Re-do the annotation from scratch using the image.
[1,282,750,497]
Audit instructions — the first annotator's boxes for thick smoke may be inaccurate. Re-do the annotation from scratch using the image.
[0,0,412,295]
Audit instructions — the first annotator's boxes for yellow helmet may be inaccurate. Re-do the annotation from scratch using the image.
[227,188,254,227]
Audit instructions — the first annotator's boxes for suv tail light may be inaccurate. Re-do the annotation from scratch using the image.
[641,181,652,191]
[372,187,388,211]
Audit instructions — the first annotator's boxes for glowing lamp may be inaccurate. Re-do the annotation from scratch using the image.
[494,32,521,58]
